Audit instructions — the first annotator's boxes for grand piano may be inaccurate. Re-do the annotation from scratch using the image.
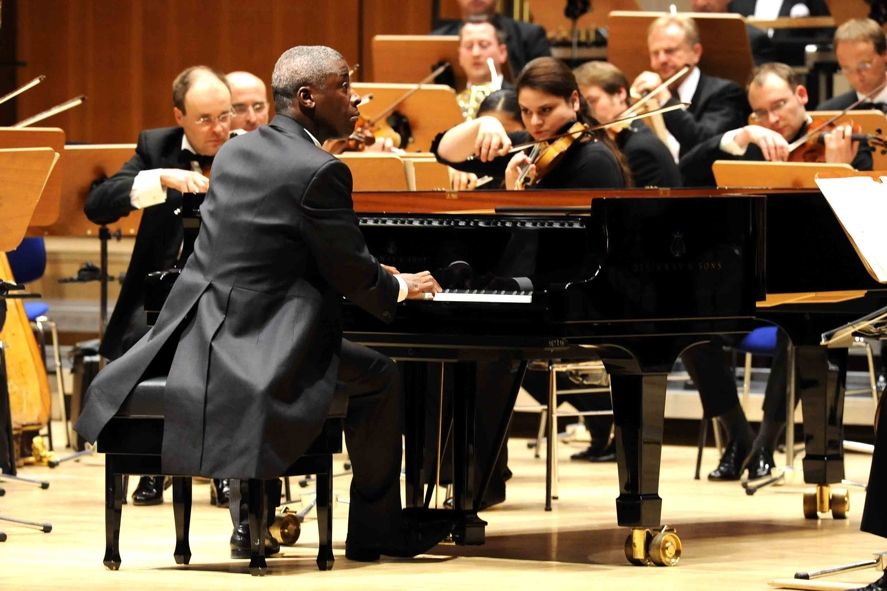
[343,187,887,566]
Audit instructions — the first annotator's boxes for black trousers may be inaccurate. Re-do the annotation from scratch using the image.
[862,394,887,538]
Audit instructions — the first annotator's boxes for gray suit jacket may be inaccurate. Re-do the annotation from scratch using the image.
[76,114,399,479]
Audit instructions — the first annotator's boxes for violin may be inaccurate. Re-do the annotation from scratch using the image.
[509,103,689,189]
[344,63,451,152]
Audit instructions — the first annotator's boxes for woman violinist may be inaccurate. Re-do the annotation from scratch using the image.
[680,62,873,187]
[433,57,630,190]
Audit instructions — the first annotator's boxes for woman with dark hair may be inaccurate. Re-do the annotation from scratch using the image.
[476,88,523,131]
[433,56,630,190]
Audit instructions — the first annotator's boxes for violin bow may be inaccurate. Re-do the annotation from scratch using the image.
[787,78,887,151]
[0,75,46,107]
[364,62,451,127]
[13,95,86,127]
[622,65,690,118]
[503,102,690,155]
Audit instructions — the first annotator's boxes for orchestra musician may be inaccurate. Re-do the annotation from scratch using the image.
[226,70,270,131]
[631,15,750,161]
[680,61,872,187]
[455,16,510,121]
[728,0,832,65]
[817,18,887,111]
[83,65,235,508]
[76,45,455,562]
[432,0,551,75]
[678,62,872,481]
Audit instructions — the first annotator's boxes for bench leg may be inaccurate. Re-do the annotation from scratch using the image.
[103,462,124,570]
[172,477,192,565]
[315,456,334,571]
[247,479,267,576]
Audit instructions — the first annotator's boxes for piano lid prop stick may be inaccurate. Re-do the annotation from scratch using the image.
[0,75,46,106]
[13,94,86,128]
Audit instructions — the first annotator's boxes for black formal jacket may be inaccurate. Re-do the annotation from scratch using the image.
[678,121,874,187]
[431,126,626,189]
[433,15,551,76]
[76,115,400,479]
[84,127,192,361]
[615,121,682,188]
[817,90,859,111]
[729,0,832,64]
[662,72,750,158]
[861,394,887,538]
[747,24,777,65]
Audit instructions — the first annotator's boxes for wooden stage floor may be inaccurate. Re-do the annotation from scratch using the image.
[0,430,883,590]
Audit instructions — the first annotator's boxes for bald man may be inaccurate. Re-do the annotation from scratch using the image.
[227,71,269,131]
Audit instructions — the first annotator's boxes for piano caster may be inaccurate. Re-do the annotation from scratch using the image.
[624,526,682,567]
[803,484,849,520]
[270,509,301,545]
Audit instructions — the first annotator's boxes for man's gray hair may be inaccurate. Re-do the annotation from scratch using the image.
[272,46,344,112]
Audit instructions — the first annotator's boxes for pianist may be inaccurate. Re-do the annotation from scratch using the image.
[76,45,454,562]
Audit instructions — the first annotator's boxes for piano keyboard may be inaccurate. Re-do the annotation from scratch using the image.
[431,289,533,304]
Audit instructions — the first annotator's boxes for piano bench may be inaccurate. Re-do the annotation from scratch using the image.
[97,375,345,576]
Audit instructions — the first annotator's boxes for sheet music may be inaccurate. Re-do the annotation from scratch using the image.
[815,176,887,283]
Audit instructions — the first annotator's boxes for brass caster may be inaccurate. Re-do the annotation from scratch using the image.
[270,509,301,545]
[830,488,849,520]
[624,529,653,566]
[803,492,819,519]
[649,527,682,567]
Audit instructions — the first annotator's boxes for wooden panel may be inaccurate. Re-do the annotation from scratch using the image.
[16,1,361,144]
[529,0,640,37]
[360,0,434,82]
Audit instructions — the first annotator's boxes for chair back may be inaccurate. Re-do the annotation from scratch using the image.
[6,236,47,284]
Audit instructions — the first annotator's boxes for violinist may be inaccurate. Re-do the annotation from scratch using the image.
[630,15,750,160]
[433,56,629,191]
[679,62,873,187]
[574,60,682,188]
[455,16,510,121]
[84,66,236,510]
[227,71,269,132]
[818,18,887,111]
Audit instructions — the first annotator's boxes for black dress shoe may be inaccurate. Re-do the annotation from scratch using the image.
[132,476,169,506]
[229,523,281,559]
[850,572,887,591]
[707,439,749,481]
[570,441,616,462]
[743,447,776,481]
[345,508,454,562]
[210,478,230,507]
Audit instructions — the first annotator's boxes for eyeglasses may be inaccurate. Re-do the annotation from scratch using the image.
[750,98,791,122]
[193,111,233,127]
[839,60,876,77]
[232,102,267,116]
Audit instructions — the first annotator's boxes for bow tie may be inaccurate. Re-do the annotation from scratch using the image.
[856,101,887,114]
[182,150,214,171]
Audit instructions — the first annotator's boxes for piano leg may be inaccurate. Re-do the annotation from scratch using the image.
[796,345,848,519]
[611,371,681,566]
[451,361,486,545]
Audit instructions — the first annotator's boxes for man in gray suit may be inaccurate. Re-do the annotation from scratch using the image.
[76,45,452,562]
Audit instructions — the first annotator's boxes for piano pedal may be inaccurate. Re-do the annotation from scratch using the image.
[624,525,681,567]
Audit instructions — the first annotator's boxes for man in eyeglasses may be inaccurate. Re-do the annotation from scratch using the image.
[680,61,871,187]
[84,65,234,508]
[227,70,269,132]
[818,18,887,112]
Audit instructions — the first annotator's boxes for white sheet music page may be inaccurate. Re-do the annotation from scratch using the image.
[815,176,887,283]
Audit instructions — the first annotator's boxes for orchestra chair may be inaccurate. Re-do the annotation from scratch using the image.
[5,236,68,450]
[524,359,612,511]
[97,375,346,576]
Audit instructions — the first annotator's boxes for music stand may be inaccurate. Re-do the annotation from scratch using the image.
[352,83,463,152]
[337,153,410,191]
[0,147,58,542]
[0,128,65,230]
[713,160,854,189]
[607,11,755,88]
[401,155,452,191]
